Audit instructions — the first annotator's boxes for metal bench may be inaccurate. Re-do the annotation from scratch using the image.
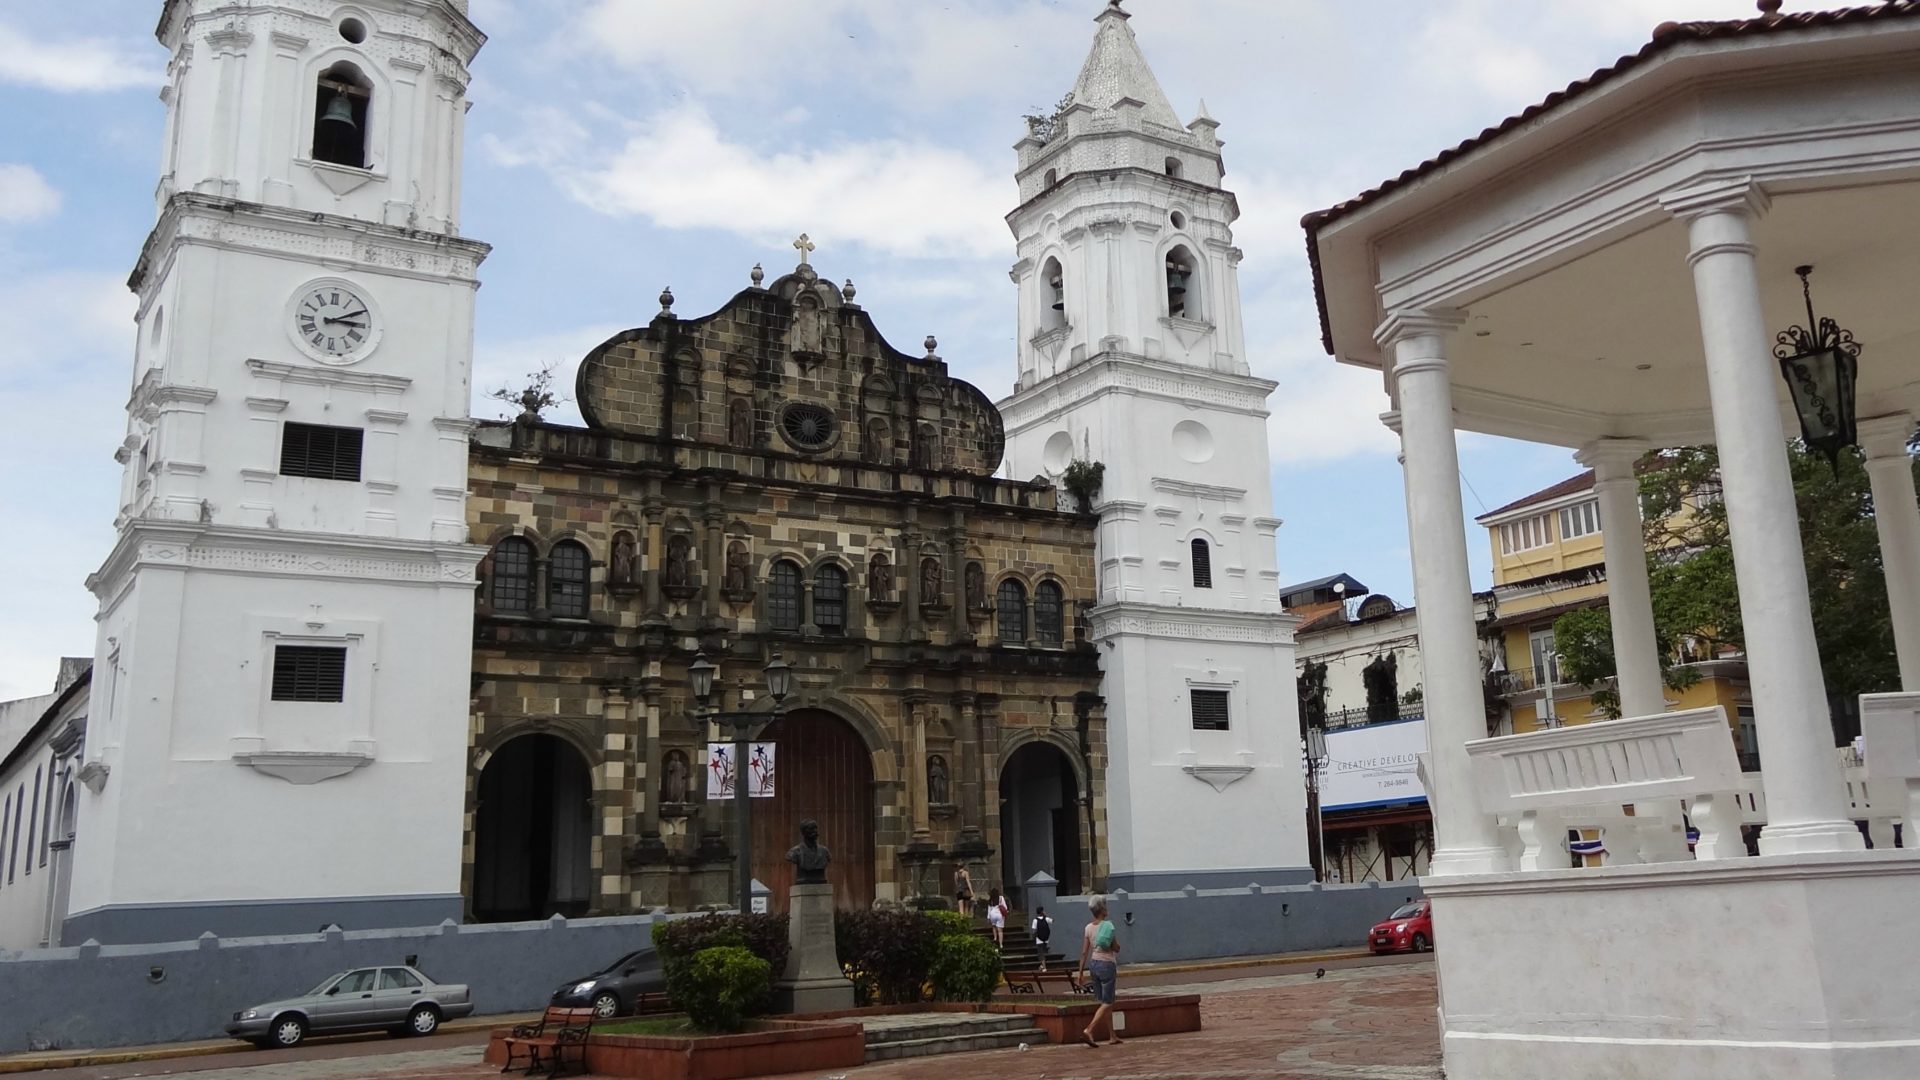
[501,1005,596,1077]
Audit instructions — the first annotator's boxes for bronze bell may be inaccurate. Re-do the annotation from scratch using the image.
[319,93,357,136]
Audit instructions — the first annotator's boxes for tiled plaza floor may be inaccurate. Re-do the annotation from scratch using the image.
[98,961,1440,1080]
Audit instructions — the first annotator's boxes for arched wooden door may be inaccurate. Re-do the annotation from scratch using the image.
[750,709,875,912]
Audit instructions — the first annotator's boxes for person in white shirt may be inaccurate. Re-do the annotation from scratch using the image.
[1031,906,1053,971]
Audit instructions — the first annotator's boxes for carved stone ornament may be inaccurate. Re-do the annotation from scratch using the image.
[722,540,755,602]
[609,531,640,591]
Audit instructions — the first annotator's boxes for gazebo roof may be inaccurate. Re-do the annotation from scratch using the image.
[1303,1,1920,355]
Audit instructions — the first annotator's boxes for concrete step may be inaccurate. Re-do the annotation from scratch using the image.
[863,1013,1036,1046]
[864,1027,1047,1062]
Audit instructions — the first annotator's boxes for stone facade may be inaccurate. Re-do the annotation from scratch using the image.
[464,261,1106,915]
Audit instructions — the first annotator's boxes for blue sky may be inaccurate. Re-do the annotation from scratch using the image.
[0,0,1762,698]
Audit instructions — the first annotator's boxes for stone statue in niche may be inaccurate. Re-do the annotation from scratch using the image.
[789,295,826,357]
[728,398,753,449]
[662,749,691,804]
[786,819,831,884]
[927,755,950,805]
[966,562,987,610]
[610,532,638,587]
[919,556,944,605]
[724,541,754,596]
[867,552,894,601]
[665,534,696,590]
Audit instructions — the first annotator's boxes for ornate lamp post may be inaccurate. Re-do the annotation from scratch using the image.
[1774,265,1862,471]
[689,651,792,915]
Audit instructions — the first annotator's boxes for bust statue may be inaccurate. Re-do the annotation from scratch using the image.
[785,818,831,884]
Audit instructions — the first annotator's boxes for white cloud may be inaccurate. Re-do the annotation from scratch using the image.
[0,164,61,223]
[0,270,133,376]
[0,22,157,93]
[471,323,627,428]
[507,103,1008,260]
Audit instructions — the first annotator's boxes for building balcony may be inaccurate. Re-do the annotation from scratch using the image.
[1324,701,1424,730]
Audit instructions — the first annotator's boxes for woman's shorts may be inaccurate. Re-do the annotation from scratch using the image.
[1087,959,1117,1004]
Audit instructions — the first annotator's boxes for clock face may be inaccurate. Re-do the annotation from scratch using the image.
[292,284,376,361]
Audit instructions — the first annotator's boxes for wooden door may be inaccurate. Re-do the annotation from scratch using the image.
[750,710,875,912]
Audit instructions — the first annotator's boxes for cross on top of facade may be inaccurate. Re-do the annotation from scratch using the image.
[794,234,816,266]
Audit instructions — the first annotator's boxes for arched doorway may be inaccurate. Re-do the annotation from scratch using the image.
[472,734,594,922]
[45,781,76,946]
[999,742,1082,907]
[750,710,875,912]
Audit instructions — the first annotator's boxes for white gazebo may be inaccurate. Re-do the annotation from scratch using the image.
[1306,4,1920,1077]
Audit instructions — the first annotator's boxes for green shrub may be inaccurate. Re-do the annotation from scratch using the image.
[929,934,1002,1002]
[924,909,975,939]
[653,914,790,983]
[674,946,772,1033]
[835,908,941,1005]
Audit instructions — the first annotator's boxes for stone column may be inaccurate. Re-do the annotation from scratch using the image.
[1378,310,1507,876]
[1576,439,1664,717]
[600,685,635,911]
[907,693,932,842]
[1861,413,1920,688]
[948,524,971,643]
[643,499,665,619]
[955,691,981,834]
[1663,180,1862,855]
[702,494,725,623]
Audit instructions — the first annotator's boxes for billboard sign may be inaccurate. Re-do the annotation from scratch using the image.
[1320,717,1428,811]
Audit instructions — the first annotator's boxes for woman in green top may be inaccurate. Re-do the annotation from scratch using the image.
[1077,897,1121,1047]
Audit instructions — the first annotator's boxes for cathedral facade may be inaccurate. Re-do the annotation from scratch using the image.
[463,262,1105,917]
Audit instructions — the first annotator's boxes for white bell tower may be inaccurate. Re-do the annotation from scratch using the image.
[999,1,1310,892]
[68,0,490,943]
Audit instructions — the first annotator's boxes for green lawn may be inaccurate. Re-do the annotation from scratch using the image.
[596,1016,697,1037]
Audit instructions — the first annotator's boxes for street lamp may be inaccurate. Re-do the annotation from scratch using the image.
[1774,264,1862,472]
[689,650,792,915]
[1305,724,1329,882]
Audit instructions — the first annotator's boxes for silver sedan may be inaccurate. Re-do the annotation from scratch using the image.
[225,965,474,1048]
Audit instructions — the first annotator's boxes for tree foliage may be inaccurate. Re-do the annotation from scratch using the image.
[1552,442,1903,737]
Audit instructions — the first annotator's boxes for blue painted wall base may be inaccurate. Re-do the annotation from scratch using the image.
[1032,879,1425,965]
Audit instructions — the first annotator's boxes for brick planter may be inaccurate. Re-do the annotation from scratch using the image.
[986,993,1203,1044]
[484,1017,867,1080]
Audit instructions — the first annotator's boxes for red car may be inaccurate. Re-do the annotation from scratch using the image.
[1368,900,1433,954]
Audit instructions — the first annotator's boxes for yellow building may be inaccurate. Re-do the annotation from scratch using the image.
[1477,472,1755,766]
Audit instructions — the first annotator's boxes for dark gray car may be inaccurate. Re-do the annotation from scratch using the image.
[225,965,474,1048]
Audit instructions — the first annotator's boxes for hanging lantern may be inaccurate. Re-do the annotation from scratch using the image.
[1773,265,1861,472]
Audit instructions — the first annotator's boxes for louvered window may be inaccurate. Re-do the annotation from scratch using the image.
[814,565,847,636]
[1190,689,1231,731]
[490,538,534,613]
[1034,582,1064,646]
[271,645,347,703]
[549,541,590,618]
[280,422,363,481]
[997,580,1028,643]
[1192,539,1213,589]
[769,561,802,632]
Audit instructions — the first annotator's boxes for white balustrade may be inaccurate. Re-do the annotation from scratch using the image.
[1860,691,1920,841]
[1467,707,1746,868]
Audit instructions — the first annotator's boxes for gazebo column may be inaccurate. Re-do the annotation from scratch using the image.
[1379,310,1506,875]
[1664,180,1863,855]
[1575,439,1664,716]
[1578,438,1688,860]
[1860,413,1920,688]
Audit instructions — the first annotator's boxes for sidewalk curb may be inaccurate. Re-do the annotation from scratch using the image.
[0,950,1378,1073]
[0,1013,533,1075]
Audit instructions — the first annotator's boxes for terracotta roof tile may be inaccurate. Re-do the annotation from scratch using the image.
[1301,2,1920,355]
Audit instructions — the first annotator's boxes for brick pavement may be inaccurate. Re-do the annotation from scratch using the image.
[104,962,1440,1080]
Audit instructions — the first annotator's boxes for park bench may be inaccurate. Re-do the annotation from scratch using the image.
[500,1005,596,1077]
[630,989,675,1016]
[1002,969,1089,996]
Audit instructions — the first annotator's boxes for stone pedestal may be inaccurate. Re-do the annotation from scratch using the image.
[773,883,854,1014]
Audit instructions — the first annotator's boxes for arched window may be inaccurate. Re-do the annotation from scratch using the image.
[1191,538,1213,589]
[997,579,1028,644]
[814,565,848,636]
[1166,246,1196,320]
[313,62,372,169]
[490,537,534,613]
[768,561,802,632]
[1044,168,1058,187]
[24,768,39,878]
[8,783,21,883]
[1034,582,1064,646]
[549,541,590,618]
[1164,156,1183,179]
[1040,256,1066,333]
[863,417,890,464]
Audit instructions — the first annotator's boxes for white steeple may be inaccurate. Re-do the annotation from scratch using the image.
[68,0,491,944]
[996,3,1309,896]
